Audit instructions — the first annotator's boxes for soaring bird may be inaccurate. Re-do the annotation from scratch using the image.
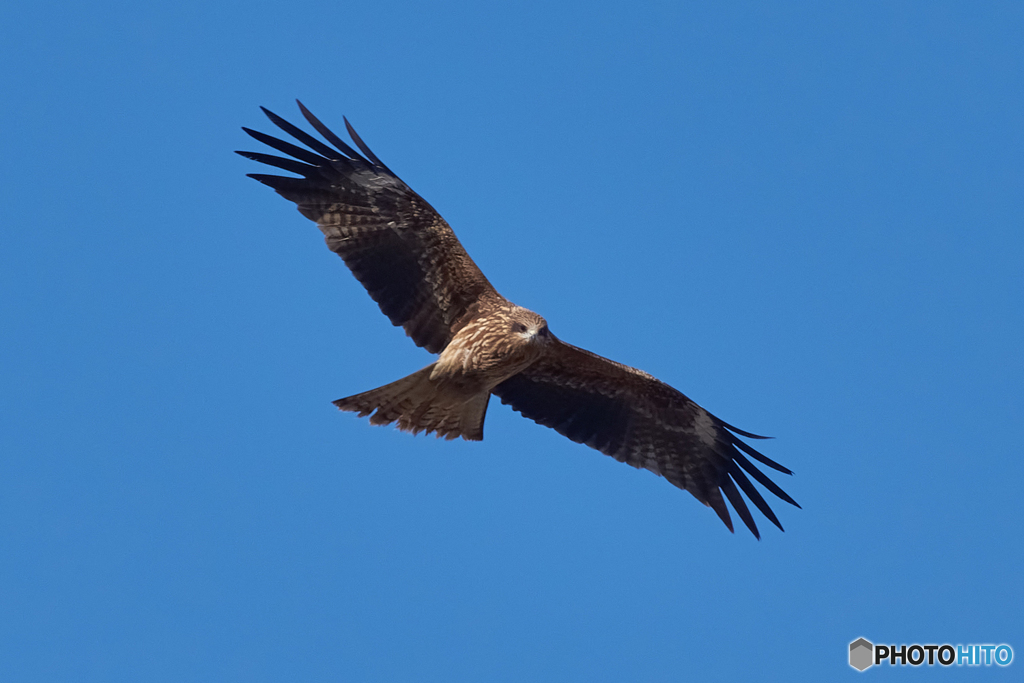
[238,102,800,538]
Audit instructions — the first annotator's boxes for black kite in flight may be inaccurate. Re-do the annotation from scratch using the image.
[238,103,800,538]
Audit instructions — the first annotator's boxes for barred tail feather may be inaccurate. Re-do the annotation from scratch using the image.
[333,364,490,441]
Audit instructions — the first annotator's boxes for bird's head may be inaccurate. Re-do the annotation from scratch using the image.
[509,307,551,345]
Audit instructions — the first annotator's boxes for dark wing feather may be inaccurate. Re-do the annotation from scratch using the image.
[492,339,800,538]
[237,102,497,353]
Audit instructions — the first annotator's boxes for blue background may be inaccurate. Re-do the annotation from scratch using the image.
[2,1,1021,680]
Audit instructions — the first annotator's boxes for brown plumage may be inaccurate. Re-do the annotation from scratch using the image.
[238,102,800,538]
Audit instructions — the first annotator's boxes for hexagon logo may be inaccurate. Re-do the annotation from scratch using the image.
[850,638,874,671]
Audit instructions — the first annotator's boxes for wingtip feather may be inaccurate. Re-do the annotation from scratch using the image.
[296,101,364,160]
[343,116,392,172]
[721,477,761,539]
[727,461,784,532]
[732,436,793,475]
[706,489,734,533]
[732,452,800,509]
[718,418,772,440]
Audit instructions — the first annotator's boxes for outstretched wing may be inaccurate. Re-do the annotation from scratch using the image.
[237,102,497,353]
[492,339,800,538]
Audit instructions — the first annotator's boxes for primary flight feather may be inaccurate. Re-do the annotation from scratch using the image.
[238,102,800,538]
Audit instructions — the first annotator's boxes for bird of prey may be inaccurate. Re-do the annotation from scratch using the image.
[238,102,800,538]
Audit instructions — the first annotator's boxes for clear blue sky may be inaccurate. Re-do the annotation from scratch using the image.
[2,1,1022,680]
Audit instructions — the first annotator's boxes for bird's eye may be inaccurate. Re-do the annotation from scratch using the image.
[514,322,527,333]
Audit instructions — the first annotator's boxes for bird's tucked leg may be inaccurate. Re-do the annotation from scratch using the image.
[333,363,491,441]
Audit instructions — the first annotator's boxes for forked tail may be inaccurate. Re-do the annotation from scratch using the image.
[333,364,490,441]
